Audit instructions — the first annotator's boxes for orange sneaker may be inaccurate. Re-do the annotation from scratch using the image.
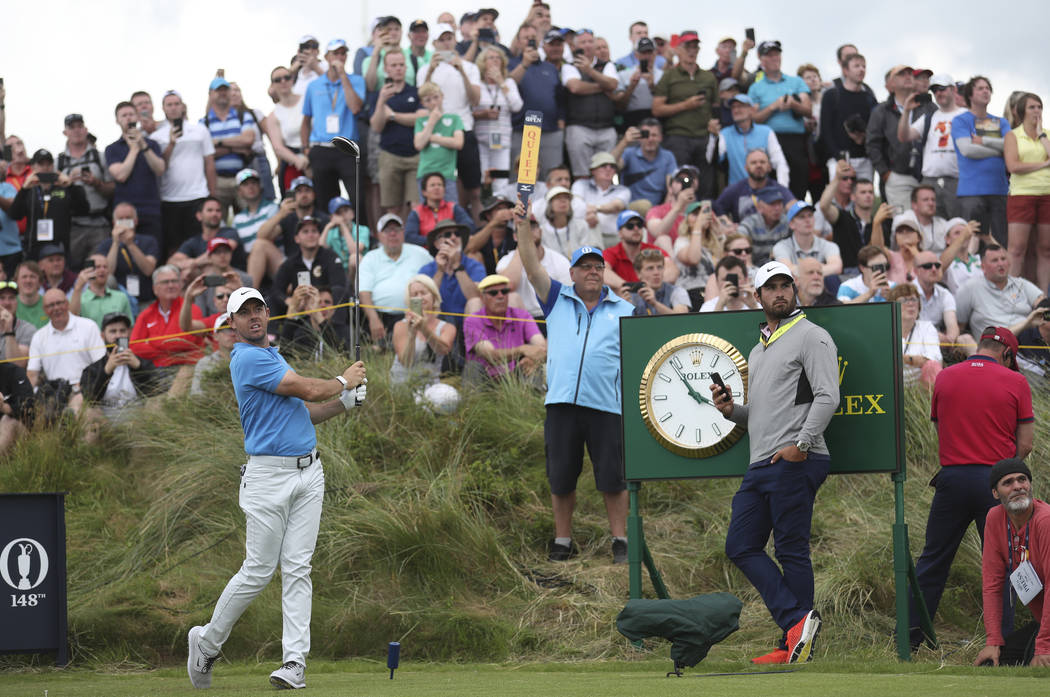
[786,609,821,663]
[751,648,790,664]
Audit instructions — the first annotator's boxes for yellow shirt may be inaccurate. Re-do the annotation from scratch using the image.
[1009,125,1050,195]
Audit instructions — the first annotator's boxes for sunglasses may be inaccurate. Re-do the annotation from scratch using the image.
[918,262,942,270]
[623,221,644,230]
[484,288,512,296]
[729,247,753,255]
[930,86,947,93]
[841,176,856,182]
[272,74,293,83]
[214,292,230,300]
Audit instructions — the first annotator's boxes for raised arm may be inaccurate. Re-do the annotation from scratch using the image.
[513,202,551,303]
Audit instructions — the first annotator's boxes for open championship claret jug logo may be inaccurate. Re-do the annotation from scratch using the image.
[1,538,50,591]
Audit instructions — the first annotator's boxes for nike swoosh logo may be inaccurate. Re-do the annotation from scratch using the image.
[18,379,25,385]
[147,321,158,328]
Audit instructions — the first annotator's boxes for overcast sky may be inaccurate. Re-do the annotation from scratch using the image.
[4,1,1045,159]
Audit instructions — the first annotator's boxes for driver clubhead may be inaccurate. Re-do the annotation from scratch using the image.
[330,136,360,157]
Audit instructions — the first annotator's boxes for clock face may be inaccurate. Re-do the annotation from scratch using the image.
[638,333,748,458]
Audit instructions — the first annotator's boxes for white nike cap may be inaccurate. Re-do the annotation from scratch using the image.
[754,261,794,289]
[227,287,267,314]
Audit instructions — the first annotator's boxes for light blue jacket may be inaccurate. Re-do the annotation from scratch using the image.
[540,280,635,414]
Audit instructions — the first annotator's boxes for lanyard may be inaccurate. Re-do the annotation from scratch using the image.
[484,83,502,109]
[1006,518,1031,606]
[761,311,805,347]
[37,187,51,218]
[326,81,341,111]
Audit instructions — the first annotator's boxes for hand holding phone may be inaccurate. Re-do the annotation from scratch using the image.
[745,28,756,42]
[711,371,731,402]
[410,297,424,316]
[297,271,312,287]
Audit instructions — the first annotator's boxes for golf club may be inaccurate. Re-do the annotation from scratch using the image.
[330,136,361,360]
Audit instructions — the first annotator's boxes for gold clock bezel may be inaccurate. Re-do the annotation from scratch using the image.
[638,333,749,458]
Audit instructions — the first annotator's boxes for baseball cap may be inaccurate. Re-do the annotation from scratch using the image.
[235,168,260,185]
[213,312,232,334]
[461,11,478,24]
[477,274,511,291]
[299,34,319,46]
[409,19,428,32]
[756,187,786,204]
[326,38,348,52]
[376,16,401,27]
[327,196,353,215]
[543,29,564,44]
[481,193,512,217]
[673,165,700,182]
[980,327,1020,370]
[290,175,314,191]
[101,311,132,329]
[887,64,914,78]
[434,23,456,38]
[717,36,737,45]
[545,185,572,202]
[676,30,700,44]
[0,281,16,294]
[729,94,753,106]
[930,73,954,88]
[296,215,321,232]
[913,68,933,77]
[209,77,231,91]
[207,237,234,253]
[570,246,603,267]
[476,8,499,20]
[377,213,403,231]
[989,457,1032,490]
[31,149,54,165]
[617,210,644,228]
[38,242,65,259]
[786,200,814,222]
[227,287,267,314]
[945,216,969,231]
[754,261,794,289]
[589,152,617,170]
[64,113,84,127]
[891,210,921,233]
[636,37,655,53]
[757,40,782,55]
[718,77,740,92]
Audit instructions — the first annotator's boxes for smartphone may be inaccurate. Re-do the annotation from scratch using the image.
[37,172,58,184]
[640,129,650,139]
[700,200,712,213]
[84,259,96,270]
[639,59,649,73]
[624,281,645,293]
[116,337,130,352]
[384,77,394,86]
[410,297,423,316]
[1,145,11,161]
[282,190,295,201]
[725,272,739,297]
[438,50,456,61]
[204,274,225,287]
[838,150,850,162]
[745,27,756,42]
[129,121,138,130]
[914,93,932,105]
[297,271,311,287]
[173,117,183,131]
[216,68,225,77]
[711,371,731,401]
[477,27,495,43]
[116,217,136,229]
[81,166,90,178]
[573,49,585,58]
[527,39,537,49]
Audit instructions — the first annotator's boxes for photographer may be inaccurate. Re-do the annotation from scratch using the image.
[612,120,678,210]
[105,101,166,244]
[1016,300,1050,376]
[58,113,115,267]
[837,244,893,302]
[69,253,133,328]
[9,149,88,259]
[699,255,759,312]
[614,38,663,130]
[280,284,347,359]
[627,248,689,315]
[81,312,166,419]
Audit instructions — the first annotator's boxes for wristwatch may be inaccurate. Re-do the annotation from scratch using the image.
[795,440,810,453]
[454,265,466,274]
[334,375,348,389]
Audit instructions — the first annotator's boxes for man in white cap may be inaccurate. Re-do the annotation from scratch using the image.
[712,260,839,665]
[898,73,965,219]
[186,287,367,690]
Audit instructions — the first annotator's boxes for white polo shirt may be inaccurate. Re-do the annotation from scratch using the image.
[424,60,482,131]
[912,279,957,327]
[150,121,216,202]
[27,314,106,385]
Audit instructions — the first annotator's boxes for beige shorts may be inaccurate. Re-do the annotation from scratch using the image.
[378,150,420,208]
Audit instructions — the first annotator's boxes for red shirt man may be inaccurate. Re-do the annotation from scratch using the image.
[602,210,670,284]
[131,266,205,366]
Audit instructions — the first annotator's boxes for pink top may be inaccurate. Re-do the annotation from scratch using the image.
[464,306,541,377]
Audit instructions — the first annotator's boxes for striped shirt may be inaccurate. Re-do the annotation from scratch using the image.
[233,200,279,252]
[200,107,255,176]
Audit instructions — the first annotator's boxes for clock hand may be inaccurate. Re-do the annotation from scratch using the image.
[671,362,715,407]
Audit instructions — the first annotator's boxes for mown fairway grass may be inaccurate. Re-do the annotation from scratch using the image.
[3,659,1050,697]
[0,349,1048,677]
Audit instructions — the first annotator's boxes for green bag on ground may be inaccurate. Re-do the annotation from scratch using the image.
[615,592,742,668]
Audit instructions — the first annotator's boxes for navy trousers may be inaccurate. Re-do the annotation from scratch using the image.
[908,464,1014,647]
[726,453,830,642]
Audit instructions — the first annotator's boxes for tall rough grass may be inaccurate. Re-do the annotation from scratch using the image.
[1,349,1046,668]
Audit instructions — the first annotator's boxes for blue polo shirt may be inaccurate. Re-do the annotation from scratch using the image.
[230,343,316,456]
[200,107,256,176]
[747,73,810,135]
[0,182,21,255]
[952,112,1010,197]
[620,146,678,205]
[372,84,421,157]
[104,137,164,216]
[303,74,367,144]
[417,257,486,317]
[508,59,564,132]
